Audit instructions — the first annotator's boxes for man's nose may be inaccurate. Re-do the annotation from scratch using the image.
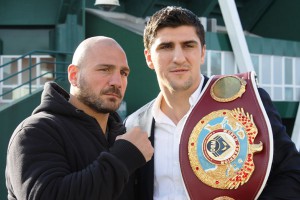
[173,47,186,64]
[109,72,122,87]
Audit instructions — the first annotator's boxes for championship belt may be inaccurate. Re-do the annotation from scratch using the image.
[179,71,273,200]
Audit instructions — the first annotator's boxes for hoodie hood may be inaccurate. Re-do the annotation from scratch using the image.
[32,82,75,117]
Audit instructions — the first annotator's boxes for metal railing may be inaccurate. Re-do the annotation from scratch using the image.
[0,50,72,104]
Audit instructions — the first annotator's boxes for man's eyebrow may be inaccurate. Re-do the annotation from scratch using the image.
[183,40,199,45]
[157,40,199,46]
[121,66,130,72]
[96,64,113,68]
[157,41,173,46]
[155,41,174,50]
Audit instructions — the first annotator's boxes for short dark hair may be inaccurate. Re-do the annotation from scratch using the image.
[143,6,206,50]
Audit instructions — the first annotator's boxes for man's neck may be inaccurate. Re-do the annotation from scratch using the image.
[159,80,202,125]
[160,92,191,125]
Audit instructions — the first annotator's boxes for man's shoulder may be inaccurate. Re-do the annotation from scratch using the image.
[125,99,155,128]
[126,99,155,120]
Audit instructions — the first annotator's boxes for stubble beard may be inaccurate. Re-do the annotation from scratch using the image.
[77,77,122,114]
[167,76,193,92]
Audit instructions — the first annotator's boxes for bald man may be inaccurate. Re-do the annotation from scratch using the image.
[5,36,153,200]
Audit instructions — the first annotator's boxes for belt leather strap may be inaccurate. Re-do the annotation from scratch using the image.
[179,71,273,200]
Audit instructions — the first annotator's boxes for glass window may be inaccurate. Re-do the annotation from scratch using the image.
[40,57,55,84]
[3,57,18,85]
[22,57,36,85]
[284,58,293,85]
[273,56,283,85]
[274,86,283,100]
[2,87,13,100]
[284,87,293,100]
[0,55,54,103]
[211,51,221,75]
[224,52,236,75]
[12,86,30,99]
[251,54,259,77]
[295,88,300,100]
[295,58,300,85]
[261,56,271,84]
[202,52,208,76]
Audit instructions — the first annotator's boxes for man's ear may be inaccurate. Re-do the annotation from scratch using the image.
[200,45,206,65]
[144,49,155,70]
[68,64,79,86]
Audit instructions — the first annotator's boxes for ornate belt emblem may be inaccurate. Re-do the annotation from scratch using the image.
[188,108,263,189]
[210,75,247,102]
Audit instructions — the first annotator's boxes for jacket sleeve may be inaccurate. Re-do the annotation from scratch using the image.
[258,88,300,199]
[6,121,145,200]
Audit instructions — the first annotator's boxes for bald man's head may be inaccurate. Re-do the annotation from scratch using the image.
[67,36,130,115]
[71,36,124,67]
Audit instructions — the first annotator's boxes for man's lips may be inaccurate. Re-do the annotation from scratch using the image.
[102,87,122,99]
[106,93,121,98]
[170,68,189,73]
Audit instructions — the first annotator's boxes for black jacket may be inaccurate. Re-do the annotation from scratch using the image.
[125,75,300,200]
[6,82,145,200]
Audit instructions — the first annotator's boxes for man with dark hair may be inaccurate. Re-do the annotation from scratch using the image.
[125,6,300,199]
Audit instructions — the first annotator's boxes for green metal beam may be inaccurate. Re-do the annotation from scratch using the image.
[57,0,71,23]
[250,0,300,42]
[57,0,83,24]
[0,0,61,25]
[239,0,274,31]
[187,0,219,17]
[141,0,159,17]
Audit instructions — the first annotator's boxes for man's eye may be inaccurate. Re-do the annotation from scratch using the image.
[160,44,172,49]
[121,70,129,77]
[99,68,109,72]
[184,44,196,48]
